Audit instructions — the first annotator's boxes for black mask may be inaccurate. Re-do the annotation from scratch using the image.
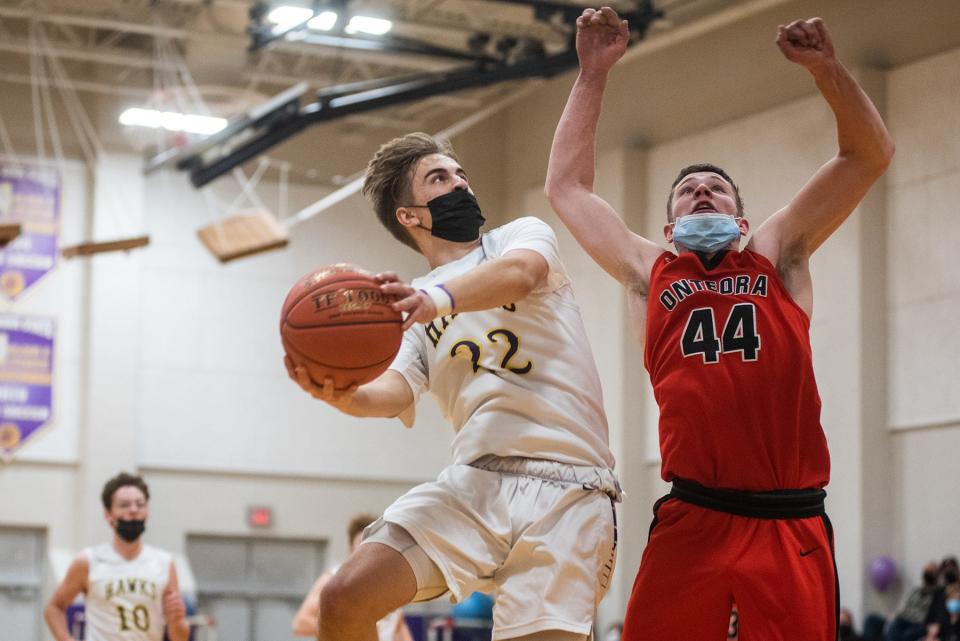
[924,571,939,587]
[838,624,854,640]
[115,519,146,542]
[421,190,485,242]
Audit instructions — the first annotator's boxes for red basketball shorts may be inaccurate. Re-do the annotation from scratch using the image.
[622,482,837,641]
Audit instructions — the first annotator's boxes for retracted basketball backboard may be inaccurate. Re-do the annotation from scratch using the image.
[0,223,22,247]
[61,235,150,259]
[196,209,288,263]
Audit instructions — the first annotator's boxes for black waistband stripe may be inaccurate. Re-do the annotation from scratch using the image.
[669,477,826,519]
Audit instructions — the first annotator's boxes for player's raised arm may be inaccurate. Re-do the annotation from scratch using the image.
[545,7,662,291]
[749,18,894,266]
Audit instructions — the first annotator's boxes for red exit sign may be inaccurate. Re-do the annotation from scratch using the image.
[247,506,273,528]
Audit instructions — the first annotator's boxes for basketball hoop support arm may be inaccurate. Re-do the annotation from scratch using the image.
[155,1,660,188]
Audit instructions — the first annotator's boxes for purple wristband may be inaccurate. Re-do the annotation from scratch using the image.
[436,283,456,310]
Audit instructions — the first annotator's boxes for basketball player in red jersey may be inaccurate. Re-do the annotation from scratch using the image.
[546,7,894,641]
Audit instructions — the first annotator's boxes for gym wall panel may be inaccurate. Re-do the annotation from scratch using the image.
[887,51,960,429]
[886,47,960,432]
[892,426,960,576]
[885,46,960,587]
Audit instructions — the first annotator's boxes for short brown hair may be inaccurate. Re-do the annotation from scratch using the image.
[347,513,377,542]
[667,163,744,221]
[101,472,149,510]
[362,132,458,252]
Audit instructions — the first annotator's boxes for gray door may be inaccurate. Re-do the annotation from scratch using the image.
[187,534,324,641]
[0,526,45,641]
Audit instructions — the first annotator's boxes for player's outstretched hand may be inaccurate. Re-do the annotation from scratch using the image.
[576,7,630,75]
[376,272,439,330]
[283,356,358,409]
[776,18,835,70]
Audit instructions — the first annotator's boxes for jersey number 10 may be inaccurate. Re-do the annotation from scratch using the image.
[116,604,150,632]
[681,303,760,363]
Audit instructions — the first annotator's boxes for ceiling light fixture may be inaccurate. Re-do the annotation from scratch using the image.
[266,6,313,26]
[345,15,392,35]
[119,108,227,136]
[307,10,338,31]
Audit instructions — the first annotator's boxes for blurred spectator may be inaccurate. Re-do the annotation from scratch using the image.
[941,558,959,587]
[840,608,865,641]
[886,562,940,641]
[451,592,493,621]
[864,613,888,641]
[924,577,960,641]
[603,621,623,641]
[927,558,960,633]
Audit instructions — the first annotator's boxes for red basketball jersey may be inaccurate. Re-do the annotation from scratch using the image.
[644,249,830,490]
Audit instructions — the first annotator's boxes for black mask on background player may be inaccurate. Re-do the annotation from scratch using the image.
[418,190,486,242]
[115,519,146,542]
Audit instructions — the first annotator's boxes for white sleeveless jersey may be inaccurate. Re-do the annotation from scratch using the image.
[390,216,613,468]
[83,543,171,641]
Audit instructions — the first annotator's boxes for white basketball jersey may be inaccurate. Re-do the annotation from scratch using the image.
[83,543,171,641]
[390,216,613,468]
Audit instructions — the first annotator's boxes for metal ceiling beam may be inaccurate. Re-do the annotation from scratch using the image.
[270,40,459,72]
[281,31,493,63]
[0,37,175,70]
[179,48,578,187]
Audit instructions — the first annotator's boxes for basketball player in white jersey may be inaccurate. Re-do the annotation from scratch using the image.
[286,132,620,641]
[44,472,189,641]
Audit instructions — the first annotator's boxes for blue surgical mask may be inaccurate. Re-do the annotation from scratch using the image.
[672,213,741,253]
[947,598,960,615]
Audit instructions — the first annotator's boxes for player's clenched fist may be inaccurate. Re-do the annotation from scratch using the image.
[776,18,835,69]
[576,6,630,75]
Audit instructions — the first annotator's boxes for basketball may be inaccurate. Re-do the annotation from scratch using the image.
[280,264,403,389]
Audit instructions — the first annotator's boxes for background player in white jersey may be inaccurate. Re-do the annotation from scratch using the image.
[44,472,189,641]
[293,513,413,641]
[286,132,620,641]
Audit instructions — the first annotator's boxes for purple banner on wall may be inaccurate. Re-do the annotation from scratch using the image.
[0,314,54,461]
[0,162,61,299]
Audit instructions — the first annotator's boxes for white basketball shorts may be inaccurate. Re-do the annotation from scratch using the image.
[365,455,621,640]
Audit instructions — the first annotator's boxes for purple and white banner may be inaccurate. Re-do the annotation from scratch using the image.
[0,162,61,299]
[0,314,54,461]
